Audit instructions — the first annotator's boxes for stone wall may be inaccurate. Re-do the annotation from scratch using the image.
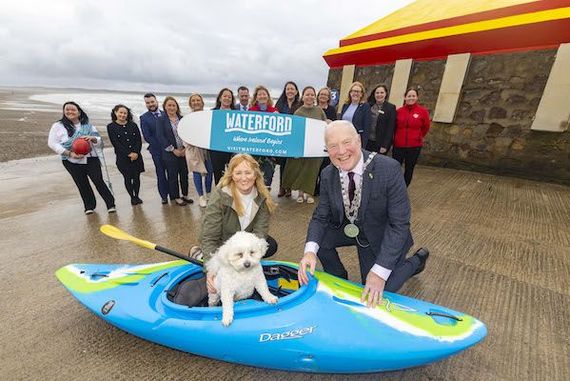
[327,49,570,184]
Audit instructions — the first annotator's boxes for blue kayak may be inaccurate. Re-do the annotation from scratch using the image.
[56,260,487,373]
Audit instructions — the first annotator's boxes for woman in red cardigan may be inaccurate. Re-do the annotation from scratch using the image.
[393,87,431,187]
[248,85,279,188]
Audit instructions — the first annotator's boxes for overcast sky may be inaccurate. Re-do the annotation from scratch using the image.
[0,0,413,93]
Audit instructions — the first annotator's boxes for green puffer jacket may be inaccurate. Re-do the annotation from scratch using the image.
[199,185,270,260]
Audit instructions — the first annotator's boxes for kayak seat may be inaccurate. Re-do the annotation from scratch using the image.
[167,276,209,307]
[167,264,299,307]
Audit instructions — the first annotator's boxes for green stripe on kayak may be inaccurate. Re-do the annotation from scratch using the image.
[56,260,188,294]
[314,270,477,339]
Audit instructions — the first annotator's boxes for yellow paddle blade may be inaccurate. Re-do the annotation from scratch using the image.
[100,224,157,250]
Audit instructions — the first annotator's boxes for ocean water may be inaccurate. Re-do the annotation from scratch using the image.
[26,92,218,121]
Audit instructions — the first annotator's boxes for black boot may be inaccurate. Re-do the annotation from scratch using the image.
[412,248,430,276]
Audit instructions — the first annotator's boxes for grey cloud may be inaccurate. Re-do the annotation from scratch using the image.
[1,0,413,92]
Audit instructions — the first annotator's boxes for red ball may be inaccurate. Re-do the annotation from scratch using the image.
[72,138,91,155]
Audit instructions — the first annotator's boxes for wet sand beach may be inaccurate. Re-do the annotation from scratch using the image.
[0,88,112,162]
[0,87,569,380]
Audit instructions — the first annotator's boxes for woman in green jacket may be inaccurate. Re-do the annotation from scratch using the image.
[190,153,277,262]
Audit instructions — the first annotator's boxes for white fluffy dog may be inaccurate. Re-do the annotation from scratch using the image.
[206,231,278,326]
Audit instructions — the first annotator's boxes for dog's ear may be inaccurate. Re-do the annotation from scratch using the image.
[216,244,230,266]
[258,237,269,256]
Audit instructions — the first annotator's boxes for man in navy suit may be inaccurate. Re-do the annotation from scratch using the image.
[299,120,429,307]
[235,86,250,111]
[140,93,169,204]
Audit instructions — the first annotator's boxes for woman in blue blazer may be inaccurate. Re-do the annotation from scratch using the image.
[156,96,193,206]
[340,81,372,147]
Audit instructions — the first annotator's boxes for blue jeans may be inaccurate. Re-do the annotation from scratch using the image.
[192,160,213,196]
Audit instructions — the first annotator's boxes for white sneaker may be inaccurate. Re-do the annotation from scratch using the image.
[199,195,208,207]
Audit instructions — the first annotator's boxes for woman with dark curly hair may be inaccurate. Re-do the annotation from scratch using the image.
[48,101,115,215]
[107,104,145,205]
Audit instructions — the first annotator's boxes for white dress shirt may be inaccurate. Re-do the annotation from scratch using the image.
[47,122,102,164]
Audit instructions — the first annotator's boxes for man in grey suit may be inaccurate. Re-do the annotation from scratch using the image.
[235,86,249,111]
[299,120,429,308]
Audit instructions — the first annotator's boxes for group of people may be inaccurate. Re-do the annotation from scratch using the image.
[48,80,431,306]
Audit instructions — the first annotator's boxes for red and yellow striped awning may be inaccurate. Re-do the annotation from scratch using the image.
[323,0,570,68]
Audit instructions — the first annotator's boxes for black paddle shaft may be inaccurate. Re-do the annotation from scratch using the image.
[155,245,203,267]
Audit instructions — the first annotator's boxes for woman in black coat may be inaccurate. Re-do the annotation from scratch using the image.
[366,84,396,154]
[107,104,145,205]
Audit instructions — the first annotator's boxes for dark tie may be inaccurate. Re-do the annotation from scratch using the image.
[153,111,160,118]
[348,171,356,204]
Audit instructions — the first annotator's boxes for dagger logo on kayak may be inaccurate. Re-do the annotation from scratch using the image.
[259,326,316,342]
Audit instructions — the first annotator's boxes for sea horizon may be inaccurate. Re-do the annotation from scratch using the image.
[0,85,281,121]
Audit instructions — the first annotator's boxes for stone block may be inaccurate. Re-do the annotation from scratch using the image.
[448,125,460,135]
[486,123,504,138]
[489,107,507,119]
[511,138,525,150]
[503,125,522,138]
[469,110,486,123]
[511,110,531,120]
[506,94,527,105]
[479,91,501,105]
[495,137,512,148]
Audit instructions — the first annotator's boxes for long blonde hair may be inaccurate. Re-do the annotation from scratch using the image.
[218,154,276,216]
[343,81,366,105]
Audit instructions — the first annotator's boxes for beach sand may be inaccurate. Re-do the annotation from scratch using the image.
[0,87,111,162]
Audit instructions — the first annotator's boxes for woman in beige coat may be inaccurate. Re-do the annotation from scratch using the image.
[185,94,214,207]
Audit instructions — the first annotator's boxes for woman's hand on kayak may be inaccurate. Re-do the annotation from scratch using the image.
[298,252,316,286]
[206,273,217,294]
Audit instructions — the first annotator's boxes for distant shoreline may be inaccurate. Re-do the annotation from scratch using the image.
[0,85,218,98]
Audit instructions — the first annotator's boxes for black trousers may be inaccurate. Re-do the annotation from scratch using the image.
[63,157,115,211]
[164,157,189,200]
[210,151,232,185]
[122,174,141,199]
[392,147,422,187]
[316,227,419,292]
[275,157,287,189]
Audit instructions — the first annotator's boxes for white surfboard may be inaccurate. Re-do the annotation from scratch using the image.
[178,110,328,157]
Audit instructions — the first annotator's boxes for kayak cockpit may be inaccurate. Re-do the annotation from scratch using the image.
[162,262,316,317]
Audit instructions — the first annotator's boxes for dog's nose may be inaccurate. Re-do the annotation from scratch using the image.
[244,261,251,268]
